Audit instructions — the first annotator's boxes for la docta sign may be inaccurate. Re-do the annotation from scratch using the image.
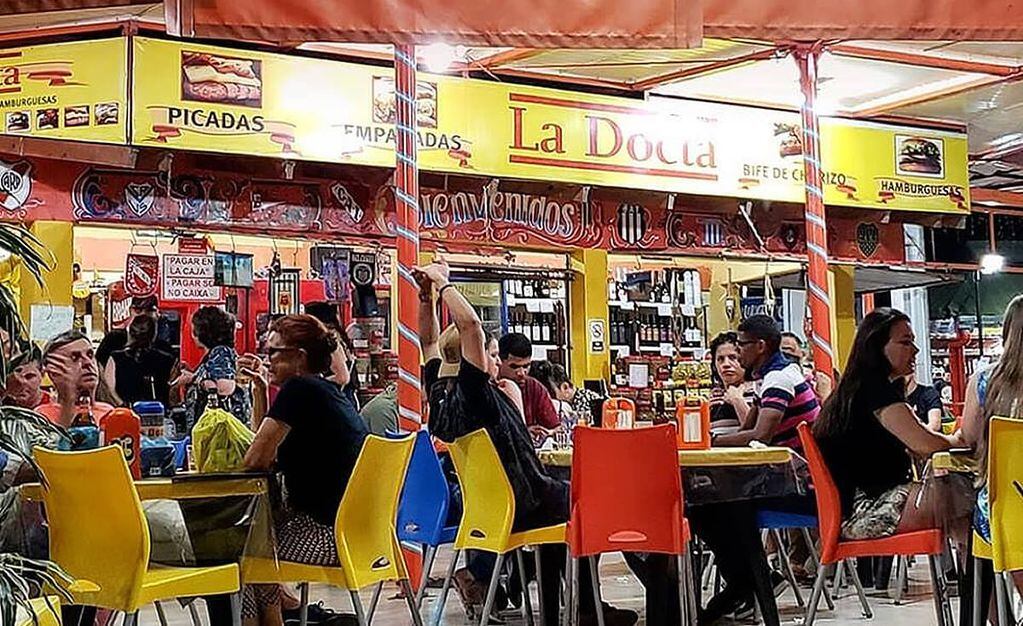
[507,94,718,182]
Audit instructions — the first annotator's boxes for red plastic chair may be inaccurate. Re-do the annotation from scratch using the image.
[567,424,695,626]
[797,423,953,626]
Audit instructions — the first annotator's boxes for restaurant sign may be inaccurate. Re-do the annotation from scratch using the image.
[131,37,970,214]
[0,38,127,144]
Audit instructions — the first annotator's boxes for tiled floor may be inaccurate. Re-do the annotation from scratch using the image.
[143,552,967,625]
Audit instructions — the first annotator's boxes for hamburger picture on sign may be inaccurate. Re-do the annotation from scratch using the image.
[895,135,944,179]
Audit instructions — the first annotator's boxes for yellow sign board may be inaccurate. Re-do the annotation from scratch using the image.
[131,37,969,213]
[0,38,127,145]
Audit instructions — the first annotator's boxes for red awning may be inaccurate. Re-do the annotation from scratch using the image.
[1,0,150,13]
[704,0,1023,41]
[164,0,702,48]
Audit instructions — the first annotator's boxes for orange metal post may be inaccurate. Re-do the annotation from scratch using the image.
[394,44,423,431]
[794,44,836,382]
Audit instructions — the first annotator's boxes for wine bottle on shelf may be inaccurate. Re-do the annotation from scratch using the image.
[532,315,542,343]
[660,316,670,342]
[523,280,534,298]
[541,314,552,342]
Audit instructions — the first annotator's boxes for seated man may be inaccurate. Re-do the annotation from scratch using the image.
[692,315,821,625]
[3,347,51,409]
[415,262,634,626]
[36,331,114,427]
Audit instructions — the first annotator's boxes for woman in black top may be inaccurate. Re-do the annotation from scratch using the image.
[814,308,965,540]
[243,314,369,625]
[103,314,177,408]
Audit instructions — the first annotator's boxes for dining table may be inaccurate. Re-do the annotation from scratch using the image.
[18,472,270,502]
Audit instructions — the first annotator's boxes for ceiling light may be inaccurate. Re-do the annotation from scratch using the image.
[981,253,1005,275]
[420,43,464,73]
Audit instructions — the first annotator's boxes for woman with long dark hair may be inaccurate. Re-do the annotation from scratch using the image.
[103,314,177,407]
[814,308,966,540]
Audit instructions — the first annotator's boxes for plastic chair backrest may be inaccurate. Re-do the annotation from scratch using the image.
[601,398,636,429]
[34,446,150,611]
[447,429,515,552]
[334,433,415,590]
[797,422,842,563]
[396,431,451,545]
[988,416,1023,572]
[569,425,684,558]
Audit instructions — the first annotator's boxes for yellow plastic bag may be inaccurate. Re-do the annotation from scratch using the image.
[191,407,255,473]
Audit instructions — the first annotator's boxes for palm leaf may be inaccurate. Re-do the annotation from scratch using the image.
[0,223,52,380]
[0,553,75,624]
[0,224,64,624]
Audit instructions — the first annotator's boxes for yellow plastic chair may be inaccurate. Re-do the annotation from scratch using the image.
[989,417,1023,623]
[16,597,60,626]
[241,434,422,626]
[433,429,566,626]
[34,446,240,625]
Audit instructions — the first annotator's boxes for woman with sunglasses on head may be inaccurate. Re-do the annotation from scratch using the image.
[242,314,369,626]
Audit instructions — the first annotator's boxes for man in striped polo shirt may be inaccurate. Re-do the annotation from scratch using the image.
[712,315,820,450]
[693,315,820,626]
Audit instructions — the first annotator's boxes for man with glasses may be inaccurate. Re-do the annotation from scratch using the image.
[691,315,821,625]
[715,316,820,450]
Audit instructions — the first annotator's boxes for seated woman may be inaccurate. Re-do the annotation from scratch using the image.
[814,308,969,541]
[243,314,369,626]
[530,360,604,429]
[707,331,755,435]
[958,295,1023,594]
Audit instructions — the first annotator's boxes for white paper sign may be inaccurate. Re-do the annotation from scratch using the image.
[30,304,74,342]
[162,254,222,302]
[539,300,555,313]
[628,362,649,389]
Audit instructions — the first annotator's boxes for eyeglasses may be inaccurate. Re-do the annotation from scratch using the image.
[266,346,301,358]
[736,339,761,347]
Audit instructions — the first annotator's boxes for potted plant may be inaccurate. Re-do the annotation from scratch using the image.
[0,223,75,623]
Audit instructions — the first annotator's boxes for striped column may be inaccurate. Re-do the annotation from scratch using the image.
[393,44,422,431]
[794,45,836,381]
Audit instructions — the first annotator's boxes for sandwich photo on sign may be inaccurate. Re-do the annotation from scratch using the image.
[181,51,263,108]
[371,77,438,128]
[896,135,943,178]
[5,111,28,132]
[95,102,119,125]
[36,108,59,130]
[64,105,90,128]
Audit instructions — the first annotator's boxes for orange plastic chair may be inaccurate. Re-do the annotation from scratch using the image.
[797,423,952,626]
[567,424,695,626]
[600,398,635,429]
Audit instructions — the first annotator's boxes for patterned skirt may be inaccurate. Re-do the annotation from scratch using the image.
[241,507,339,618]
[840,484,911,540]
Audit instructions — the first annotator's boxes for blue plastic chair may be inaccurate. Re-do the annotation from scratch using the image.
[756,510,834,612]
[394,430,459,608]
